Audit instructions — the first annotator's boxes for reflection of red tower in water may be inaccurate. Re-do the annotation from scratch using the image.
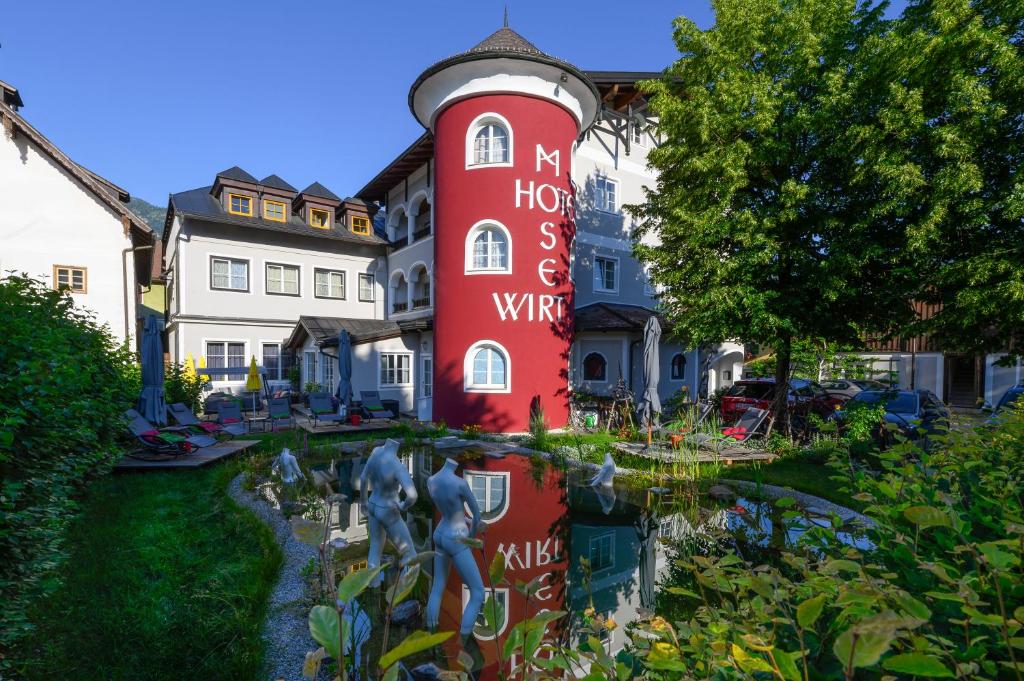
[409,26,599,432]
[434,455,569,678]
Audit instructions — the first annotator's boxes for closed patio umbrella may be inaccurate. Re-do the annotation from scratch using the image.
[245,356,261,415]
[336,329,353,413]
[637,315,662,443]
[137,315,167,426]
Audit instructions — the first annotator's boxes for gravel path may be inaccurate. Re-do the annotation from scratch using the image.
[228,474,318,681]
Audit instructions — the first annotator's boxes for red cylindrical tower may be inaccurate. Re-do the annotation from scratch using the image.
[410,27,599,432]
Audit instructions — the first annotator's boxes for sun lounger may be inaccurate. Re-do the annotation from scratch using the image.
[268,397,294,431]
[216,401,249,436]
[124,408,213,453]
[685,407,770,451]
[359,390,395,420]
[167,402,229,438]
[308,393,346,428]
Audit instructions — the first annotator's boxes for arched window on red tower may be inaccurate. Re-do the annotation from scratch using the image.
[465,341,510,392]
[465,220,511,274]
[466,112,513,168]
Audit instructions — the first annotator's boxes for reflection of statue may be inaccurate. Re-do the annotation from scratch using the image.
[590,451,616,487]
[359,439,418,584]
[425,458,484,636]
[273,448,304,484]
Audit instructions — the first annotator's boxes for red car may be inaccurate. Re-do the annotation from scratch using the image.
[720,378,844,424]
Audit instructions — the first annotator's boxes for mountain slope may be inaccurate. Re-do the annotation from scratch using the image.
[128,197,167,237]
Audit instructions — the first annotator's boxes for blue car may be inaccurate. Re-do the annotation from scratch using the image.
[835,389,950,443]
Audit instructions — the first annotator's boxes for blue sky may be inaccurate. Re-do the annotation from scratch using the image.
[2,1,906,206]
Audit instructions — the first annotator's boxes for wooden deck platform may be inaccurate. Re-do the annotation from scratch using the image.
[114,439,260,471]
[612,441,776,465]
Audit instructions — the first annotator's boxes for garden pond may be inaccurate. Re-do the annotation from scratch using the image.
[255,442,869,678]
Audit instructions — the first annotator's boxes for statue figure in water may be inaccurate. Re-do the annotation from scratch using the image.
[425,457,484,637]
[359,439,417,585]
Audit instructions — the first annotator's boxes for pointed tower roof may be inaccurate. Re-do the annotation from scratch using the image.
[409,24,599,132]
[260,174,297,192]
[215,166,258,183]
[300,181,341,202]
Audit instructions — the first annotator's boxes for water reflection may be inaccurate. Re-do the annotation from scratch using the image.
[277,448,868,678]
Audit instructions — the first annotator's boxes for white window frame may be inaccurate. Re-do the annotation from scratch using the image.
[464,340,511,393]
[593,255,619,294]
[465,112,514,169]
[594,176,620,214]
[421,353,433,399]
[465,219,513,275]
[265,261,301,296]
[209,255,250,292]
[465,471,511,523]
[204,339,248,383]
[582,351,609,384]
[261,341,282,381]
[322,351,336,393]
[378,352,413,387]
[314,268,347,299]
[358,273,376,302]
[631,121,646,148]
[589,531,615,572]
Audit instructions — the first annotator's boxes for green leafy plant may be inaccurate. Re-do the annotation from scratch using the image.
[304,381,323,394]
[462,424,483,440]
[165,361,206,412]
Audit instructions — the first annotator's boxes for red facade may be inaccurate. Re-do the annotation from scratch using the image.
[432,94,578,431]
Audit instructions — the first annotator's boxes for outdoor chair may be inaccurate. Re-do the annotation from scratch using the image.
[359,390,395,420]
[123,408,213,454]
[308,393,346,428]
[167,403,231,439]
[684,407,770,452]
[268,397,294,431]
[216,401,250,436]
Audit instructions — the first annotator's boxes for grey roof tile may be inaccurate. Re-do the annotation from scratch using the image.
[216,166,259,183]
[300,181,341,202]
[260,174,297,192]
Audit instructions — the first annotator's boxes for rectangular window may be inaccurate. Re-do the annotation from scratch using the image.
[358,273,375,302]
[263,199,286,222]
[379,353,411,386]
[53,265,87,293]
[210,257,249,291]
[589,532,614,571]
[594,177,619,213]
[323,354,335,392]
[314,269,346,299]
[631,122,645,147]
[422,356,433,398]
[351,215,370,236]
[206,341,245,381]
[594,256,618,294]
[266,263,300,296]
[309,208,331,229]
[228,193,253,216]
[262,343,281,380]
[303,351,317,388]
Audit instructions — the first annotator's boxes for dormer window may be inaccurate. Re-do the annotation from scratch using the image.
[351,216,370,236]
[228,193,252,216]
[263,200,286,222]
[466,113,513,168]
[309,208,331,229]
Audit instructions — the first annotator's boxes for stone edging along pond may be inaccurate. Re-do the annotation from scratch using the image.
[229,439,871,680]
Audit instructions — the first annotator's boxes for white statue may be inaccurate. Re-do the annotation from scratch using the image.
[274,448,304,484]
[425,458,485,637]
[359,439,418,585]
[590,451,616,488]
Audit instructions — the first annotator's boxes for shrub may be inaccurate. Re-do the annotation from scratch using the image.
[165,361,205,412]
[629,406,1024,679]
[0,275,138,664]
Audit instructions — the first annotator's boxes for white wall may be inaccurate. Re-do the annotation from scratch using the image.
[1,126,139,343]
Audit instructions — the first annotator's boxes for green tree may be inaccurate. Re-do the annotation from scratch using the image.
[865,0,1024,355]
[633,0,912,428]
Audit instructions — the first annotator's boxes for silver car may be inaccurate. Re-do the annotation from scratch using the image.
[820,378,890,400]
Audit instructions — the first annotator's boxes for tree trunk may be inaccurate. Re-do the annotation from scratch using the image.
[771,334,792,435]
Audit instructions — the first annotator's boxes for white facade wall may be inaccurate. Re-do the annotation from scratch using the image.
[985,354,1022,408]
[1,128,139,343]
[384,162,434,320]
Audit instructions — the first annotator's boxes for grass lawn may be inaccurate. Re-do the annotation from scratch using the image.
[12,463,281,681]
[724,458,862,510]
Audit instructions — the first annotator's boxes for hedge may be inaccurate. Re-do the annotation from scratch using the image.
[0,275,139,666]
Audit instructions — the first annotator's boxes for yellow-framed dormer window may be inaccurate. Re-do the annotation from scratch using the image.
[309,208,331,229]
[351,215,370,236]
[263,199,286,222]
[228,193,253,216]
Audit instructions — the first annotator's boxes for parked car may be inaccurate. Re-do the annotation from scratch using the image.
[987,385,1024,424]
[720,378,844,424]
[835,389,950,442]
[819,378,890,400]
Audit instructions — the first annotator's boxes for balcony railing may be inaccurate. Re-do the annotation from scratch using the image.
[412,296,431,310]
[412,225,431,242]
[392,302,408,313]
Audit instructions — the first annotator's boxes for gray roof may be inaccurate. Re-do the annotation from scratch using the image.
[467,27,544,56]
[216,166,259,183]
[260,174,297,192]
[167,186,387,246]
[575,302,669,333]
[301,181,341,202]
[285,316,432,348]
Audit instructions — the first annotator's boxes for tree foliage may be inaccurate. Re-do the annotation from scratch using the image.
[632,0,914,424]
[0,275,138,663]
